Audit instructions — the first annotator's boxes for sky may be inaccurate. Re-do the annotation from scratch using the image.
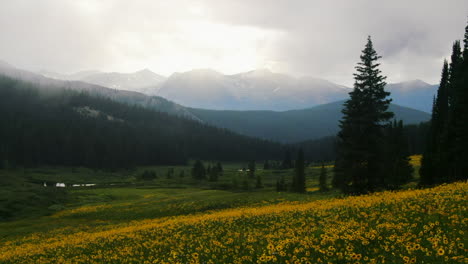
[0,0,467,86]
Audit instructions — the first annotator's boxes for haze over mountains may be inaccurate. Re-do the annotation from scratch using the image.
[0,60,431,142]
[39,66,437,113]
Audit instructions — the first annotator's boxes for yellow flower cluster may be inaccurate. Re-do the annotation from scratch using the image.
[0,182,466,263]
[409,154,422,167]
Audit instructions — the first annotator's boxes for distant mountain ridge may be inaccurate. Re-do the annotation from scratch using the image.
[0,61,198,121]
[39,66,436,112]
[157,68,351,111]
[188,101,431,143]
[40,68,166,95]
[0,60,431,143]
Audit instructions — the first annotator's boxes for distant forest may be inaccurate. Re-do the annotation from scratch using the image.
[0,76,286,169]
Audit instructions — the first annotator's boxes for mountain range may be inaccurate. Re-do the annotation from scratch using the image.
[38,67,437,113]
[0,60,431,143]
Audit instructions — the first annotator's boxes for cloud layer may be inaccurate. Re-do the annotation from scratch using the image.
[0,0,467,85]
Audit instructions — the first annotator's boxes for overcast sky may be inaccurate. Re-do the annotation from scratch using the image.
[0,0,467,86]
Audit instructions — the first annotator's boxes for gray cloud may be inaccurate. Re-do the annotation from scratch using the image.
[0,0,467,86]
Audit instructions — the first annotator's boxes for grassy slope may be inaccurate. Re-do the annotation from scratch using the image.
[0,181,465,263]
[0,164,337,238]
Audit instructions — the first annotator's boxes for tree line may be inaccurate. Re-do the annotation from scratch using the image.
[420,22,468,185]
[0,76,285,169]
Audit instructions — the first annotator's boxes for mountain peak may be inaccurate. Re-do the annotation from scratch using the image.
[136,68,154,74]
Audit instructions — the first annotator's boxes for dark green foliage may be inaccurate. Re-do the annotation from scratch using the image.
[191,160,206,180]
[383,120,413,189]
[179,170,185,178]
[421,22,468,185]
[292,149,306,193]
[275,176,287,192]
[248,160,256,179]
[319,164,328,192]
[255,174,263,189]
[166,168,174,179]
[420,61,450,185]
[139,170,157,181]
[281,150,293,169]
[241,178,250,191]
[208,165,220,182]
[188,102,429,144]
[334,36,394,194]
[0,75,285,169]
[263,160,271,170]
[216,162,223,173]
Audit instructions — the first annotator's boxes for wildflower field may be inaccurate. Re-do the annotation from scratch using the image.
[0,181,466,264]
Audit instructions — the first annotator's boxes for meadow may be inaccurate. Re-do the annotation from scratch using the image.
[0,156,466,263]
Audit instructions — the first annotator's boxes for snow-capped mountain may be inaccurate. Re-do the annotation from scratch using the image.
[34,65,437,112]
[157,68,351,110]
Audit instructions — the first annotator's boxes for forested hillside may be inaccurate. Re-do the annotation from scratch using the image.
[0,76,284,169]
[189,101,430,143]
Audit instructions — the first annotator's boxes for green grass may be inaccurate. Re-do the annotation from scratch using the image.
[0,164,338,240]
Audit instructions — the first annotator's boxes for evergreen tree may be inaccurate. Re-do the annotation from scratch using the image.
[209,166,219,182]
[319,164,328,192]
[420,61,449,186]
[455,21,468,181]
[282,150,293,169]
[216,162,223,174]
[334,36,393,194]
[248,160,256,179]
[448,26,468,182]
[447,41,464,182]
[421,21,468,185]
[191,160,206,180]
[384,120,413,189]
[293,149,306,193]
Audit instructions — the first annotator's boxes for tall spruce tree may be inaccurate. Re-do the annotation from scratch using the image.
[455,22,468,181]
[293,149,306,193]
[420,61,449,186]
[447,41,464,182]
[334,36,393,193]
[421,21,468,185]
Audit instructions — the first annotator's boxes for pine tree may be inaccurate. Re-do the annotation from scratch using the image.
[319,164,328,192]
[209,165,219,182]
[449,25,468,182]
[191,160,206,180]
[334,36,393,194]
[384,120,413,189]
[248,160,256,179]
[216,162,223,174]
[282,150,293,169]
[456,21,468,181]
[420,61,449,186]
[293,149,306,193]
[447,41,464,182]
